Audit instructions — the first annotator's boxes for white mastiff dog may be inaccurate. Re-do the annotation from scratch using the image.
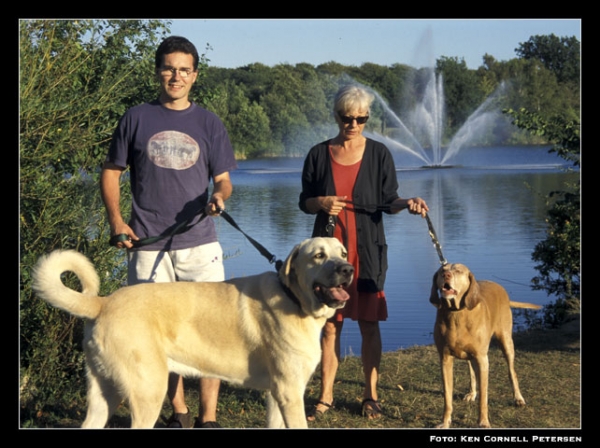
[32,237,354,428]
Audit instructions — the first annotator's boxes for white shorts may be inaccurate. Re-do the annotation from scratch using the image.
[127,242,225,285]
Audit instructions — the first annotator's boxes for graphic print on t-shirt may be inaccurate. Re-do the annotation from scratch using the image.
[147,130,200,170]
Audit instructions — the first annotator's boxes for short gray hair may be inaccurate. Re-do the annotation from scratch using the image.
[333,85,374,115]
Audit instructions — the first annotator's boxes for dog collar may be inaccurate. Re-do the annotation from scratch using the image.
[279,281,302,309]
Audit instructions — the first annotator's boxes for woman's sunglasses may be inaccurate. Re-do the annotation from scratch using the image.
[338,113,369,125]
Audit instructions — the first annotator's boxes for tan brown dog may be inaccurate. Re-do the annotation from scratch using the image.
[429,263,541,428]
[32,237,353,428]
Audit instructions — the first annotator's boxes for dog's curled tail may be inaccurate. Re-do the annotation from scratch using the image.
[509,301,542,310]
[32,250,102,320]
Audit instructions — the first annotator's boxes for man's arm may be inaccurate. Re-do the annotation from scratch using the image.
[100,161,138,247]
[206,171,233,215]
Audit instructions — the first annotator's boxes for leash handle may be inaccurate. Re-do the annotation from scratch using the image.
[109,233,131,247]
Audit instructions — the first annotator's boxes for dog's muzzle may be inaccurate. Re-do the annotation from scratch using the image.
[314,263,354,308]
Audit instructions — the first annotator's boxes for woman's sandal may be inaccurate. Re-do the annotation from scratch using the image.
[306,400,333,422]
[361,398,383,419]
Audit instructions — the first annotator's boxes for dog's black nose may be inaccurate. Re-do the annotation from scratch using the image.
[337,264,354,276]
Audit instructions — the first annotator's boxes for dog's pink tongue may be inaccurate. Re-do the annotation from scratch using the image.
[328,286,350,302]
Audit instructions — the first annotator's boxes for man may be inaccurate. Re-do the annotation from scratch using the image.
[100,36,237,428]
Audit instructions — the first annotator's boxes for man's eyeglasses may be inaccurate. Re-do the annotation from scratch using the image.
[337,113,369,125]
[159,67,195,79]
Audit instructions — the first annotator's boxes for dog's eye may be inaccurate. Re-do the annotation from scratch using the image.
[341,251,347,259]
[314,252,325,259]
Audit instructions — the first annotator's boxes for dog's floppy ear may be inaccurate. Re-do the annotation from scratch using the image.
[279,243,300,288]
[463,271,481,310]
[429,270,441,308]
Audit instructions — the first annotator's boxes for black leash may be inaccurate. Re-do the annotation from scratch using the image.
[110,207,282,270]
[216,208,282,271]
[109,211,209,249]
[327,201,392,244]
[345,202,392,213]
[425,213,447,266]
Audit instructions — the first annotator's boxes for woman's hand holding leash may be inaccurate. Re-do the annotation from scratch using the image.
[391,197,429,217]
[321,195,348,216]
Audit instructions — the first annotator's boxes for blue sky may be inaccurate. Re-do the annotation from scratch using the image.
[169,19,581,70]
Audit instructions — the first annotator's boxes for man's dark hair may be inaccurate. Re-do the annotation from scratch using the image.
[155,36,199,70]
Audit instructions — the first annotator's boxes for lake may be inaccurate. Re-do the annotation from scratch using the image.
[214,145,578,355]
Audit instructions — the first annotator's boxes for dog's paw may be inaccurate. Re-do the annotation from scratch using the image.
[478,420,492,428]
[463,392,477,402]
[515,398,526,407]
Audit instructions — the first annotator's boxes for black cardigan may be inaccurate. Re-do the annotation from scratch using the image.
[299,138,399,293]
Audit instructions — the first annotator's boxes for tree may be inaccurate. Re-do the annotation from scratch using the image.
[258,64,333,156]
[515,34,580,85]
[500,58,576,122]
[353,62,396,104]
[20,19,172,422]
[316,61,347,77]
[505,107,580,324]
[207,80,274,158]
[293,63,331,128]
[228,63,273,104]
[436,56,485,138]
[476,54,501,98]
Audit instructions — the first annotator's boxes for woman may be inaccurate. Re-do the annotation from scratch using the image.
[299,84,429,420]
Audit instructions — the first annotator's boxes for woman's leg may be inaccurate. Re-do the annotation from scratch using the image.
[358,319,383,417]
[307,319,343,420]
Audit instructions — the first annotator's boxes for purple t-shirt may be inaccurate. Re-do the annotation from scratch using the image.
[107,100,237,251]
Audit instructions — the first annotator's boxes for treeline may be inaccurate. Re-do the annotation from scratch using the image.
[194,34,580,158]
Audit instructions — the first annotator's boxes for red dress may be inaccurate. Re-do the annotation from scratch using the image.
[330,147,388,323]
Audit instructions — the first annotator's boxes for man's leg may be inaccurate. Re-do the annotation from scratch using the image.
[127,249,175,284]
[128,250,193,426]
[172,243,225,427]
[168,374,189,414]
